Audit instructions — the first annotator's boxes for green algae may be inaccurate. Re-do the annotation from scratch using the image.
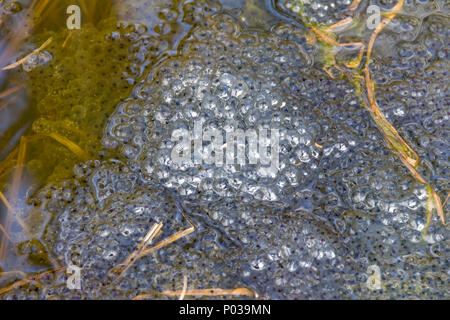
[26,23,136,183]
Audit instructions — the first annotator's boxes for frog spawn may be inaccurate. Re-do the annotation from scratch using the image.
[279,0,449,28]
[279,0,356,26]
[9,153,448,299]
[104,16,338,202]
[102,14,447,298]
[3,9,448,299]
[6,160,358,299]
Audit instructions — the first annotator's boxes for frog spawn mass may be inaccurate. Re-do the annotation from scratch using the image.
[3,12,448,299]
[279,0,450,27]
[279,0,356,26]
[103,16,322,202]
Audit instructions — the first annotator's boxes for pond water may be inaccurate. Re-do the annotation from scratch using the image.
[0,0,448,299]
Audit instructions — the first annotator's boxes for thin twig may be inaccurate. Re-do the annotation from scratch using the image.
[349,0,363,10]
[62,32,73,49]
[443,193,450,208]
[0,224,12,242]
[109,222,163,279]
[361,0,445,224]
[179,275,188,300]
[0,84,24,99]
[0,267,65,296]
[2,37,53,71]
[431,190,445,224]
[137,225,195,260]
[133,287,256,300]
[47,133,89,160]
[325,17,354,32]
[110,218,195,282]
[310,27,365,68]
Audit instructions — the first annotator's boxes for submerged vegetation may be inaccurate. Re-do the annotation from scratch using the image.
[0,0,448,299]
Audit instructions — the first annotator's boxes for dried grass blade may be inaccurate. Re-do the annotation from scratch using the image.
[0,84,24,99]
[133,287,255,300]
[179,275,188,300]
[137,225,195,259]
[0,266,65,296]
[110,222,163,279]
[47,133,88,160]
[2,37,53,71]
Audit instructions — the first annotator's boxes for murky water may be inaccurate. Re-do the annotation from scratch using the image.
[0,0,448,299]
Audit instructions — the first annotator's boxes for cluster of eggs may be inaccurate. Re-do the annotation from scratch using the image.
[2,0,447,299]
